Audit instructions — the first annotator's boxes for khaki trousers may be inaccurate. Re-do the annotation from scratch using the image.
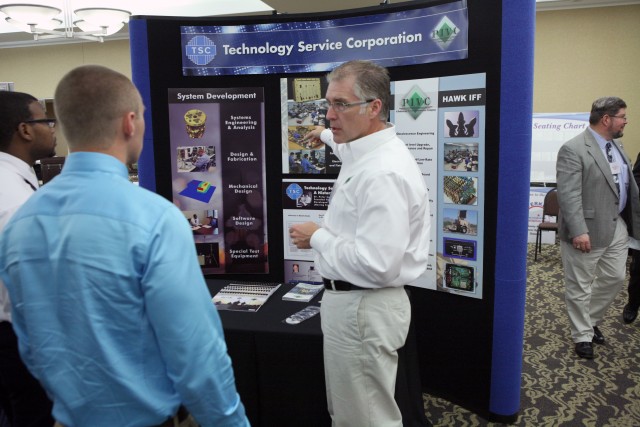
[560,216,629,342]
[321,286,410,427]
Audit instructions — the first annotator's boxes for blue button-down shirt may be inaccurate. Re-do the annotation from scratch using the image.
[0,152,248,427]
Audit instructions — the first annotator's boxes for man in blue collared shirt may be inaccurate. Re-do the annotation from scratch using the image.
[0,65,249,427]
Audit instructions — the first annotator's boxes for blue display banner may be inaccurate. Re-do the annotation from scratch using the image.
[181,1,468,76]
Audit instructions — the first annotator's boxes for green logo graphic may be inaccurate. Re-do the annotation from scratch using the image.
[431,16,459,49]
[398,86,432,120]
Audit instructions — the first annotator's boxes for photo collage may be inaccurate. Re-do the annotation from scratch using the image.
[438,79,486,298]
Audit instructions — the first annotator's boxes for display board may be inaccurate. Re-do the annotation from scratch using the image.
[282,73,486,298]
[167,88,268,274]
[130,0,535,421]
[180,2,468,75]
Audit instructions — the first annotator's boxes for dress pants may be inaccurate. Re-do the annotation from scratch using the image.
[0,321,53,427]
[321,286,410,427]
[560,217,629,343]
[626,249,640,310]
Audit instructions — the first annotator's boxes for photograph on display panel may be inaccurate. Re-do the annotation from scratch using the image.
[444,142,478,172]
[444,110,480,138]
[281,77,342,175]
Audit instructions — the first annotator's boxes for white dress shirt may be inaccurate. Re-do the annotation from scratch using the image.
[310,124,431,288]
[0,152,40,323]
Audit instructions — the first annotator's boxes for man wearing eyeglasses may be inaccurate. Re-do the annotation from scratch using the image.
[289,60,430,426]
[0,91,56,426]
[556,96,639,359]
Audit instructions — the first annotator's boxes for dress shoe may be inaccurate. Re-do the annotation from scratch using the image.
[623,304,638,324]
[575,342,594,359]
[592,326,605,345]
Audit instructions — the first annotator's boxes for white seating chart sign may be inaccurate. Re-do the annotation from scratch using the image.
[528,113,589,243]
[530,113,589,184]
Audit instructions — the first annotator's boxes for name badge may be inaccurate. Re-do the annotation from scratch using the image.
[610,162,621,174]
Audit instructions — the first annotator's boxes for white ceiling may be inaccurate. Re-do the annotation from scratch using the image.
[0,0,638,48]
[0,0,274,35]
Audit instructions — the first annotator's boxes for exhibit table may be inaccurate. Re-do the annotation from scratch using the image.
[206,279,429,427]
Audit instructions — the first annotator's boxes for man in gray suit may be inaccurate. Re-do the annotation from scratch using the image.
[556,96,637,359]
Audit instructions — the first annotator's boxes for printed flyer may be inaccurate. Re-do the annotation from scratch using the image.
[281,179,334,263]
[390,77,440,292]
[168,87,268,274]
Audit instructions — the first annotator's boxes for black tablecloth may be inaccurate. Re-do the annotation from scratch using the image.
[207,279,429,427]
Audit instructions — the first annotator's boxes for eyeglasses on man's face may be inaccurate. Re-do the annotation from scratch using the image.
[608,114,628,122]
[326,99,375,113]
[24,118,57,128]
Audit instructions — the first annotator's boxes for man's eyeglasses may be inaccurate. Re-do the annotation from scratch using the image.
[24,118,57,128]
[326,99,375,112]
[608,115,628,122]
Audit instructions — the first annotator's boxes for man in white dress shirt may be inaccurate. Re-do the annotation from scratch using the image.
[0,90,56,426]
[289,60,430,427]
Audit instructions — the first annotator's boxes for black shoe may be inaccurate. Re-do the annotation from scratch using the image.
[575,342,594,359]
[623,304,638,324]
[592,326,605,345]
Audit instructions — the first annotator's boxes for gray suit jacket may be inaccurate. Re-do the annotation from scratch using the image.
[556,128,640,247]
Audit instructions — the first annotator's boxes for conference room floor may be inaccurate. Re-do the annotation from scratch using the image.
[423,242,640,426]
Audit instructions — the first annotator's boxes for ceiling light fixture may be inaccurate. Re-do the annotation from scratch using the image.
[0,2,130,42]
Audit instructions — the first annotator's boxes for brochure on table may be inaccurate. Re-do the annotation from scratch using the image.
[212,282,281,312]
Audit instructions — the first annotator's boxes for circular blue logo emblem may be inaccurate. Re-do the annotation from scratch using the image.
[286,183,303,200]
[186,36,217,66]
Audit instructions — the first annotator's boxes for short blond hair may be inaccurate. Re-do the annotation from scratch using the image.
[54,65,142,150]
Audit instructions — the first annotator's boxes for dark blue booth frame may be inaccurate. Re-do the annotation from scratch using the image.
[130,0,535,422]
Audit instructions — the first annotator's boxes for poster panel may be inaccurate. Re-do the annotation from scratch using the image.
[281,179,334,263]
[168,87,268,274]
[181,1,469,75]
[390,77,440,291]
[280,73,486,298]
[432,73,486,299]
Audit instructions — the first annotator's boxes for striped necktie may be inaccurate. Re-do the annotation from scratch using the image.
[605,142,620,195]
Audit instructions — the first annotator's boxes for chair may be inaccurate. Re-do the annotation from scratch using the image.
[535,188,559,261]
[38,156,65,185]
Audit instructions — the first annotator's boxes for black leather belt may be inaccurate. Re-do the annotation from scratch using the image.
[323,278,368,291]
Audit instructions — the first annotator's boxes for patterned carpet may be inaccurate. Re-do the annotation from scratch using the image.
[423,243,640,426]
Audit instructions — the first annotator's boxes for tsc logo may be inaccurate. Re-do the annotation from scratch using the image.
[286,183,303,200]
[186,35,217,66]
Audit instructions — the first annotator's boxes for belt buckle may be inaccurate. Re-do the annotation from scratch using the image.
[330,279,338,291]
